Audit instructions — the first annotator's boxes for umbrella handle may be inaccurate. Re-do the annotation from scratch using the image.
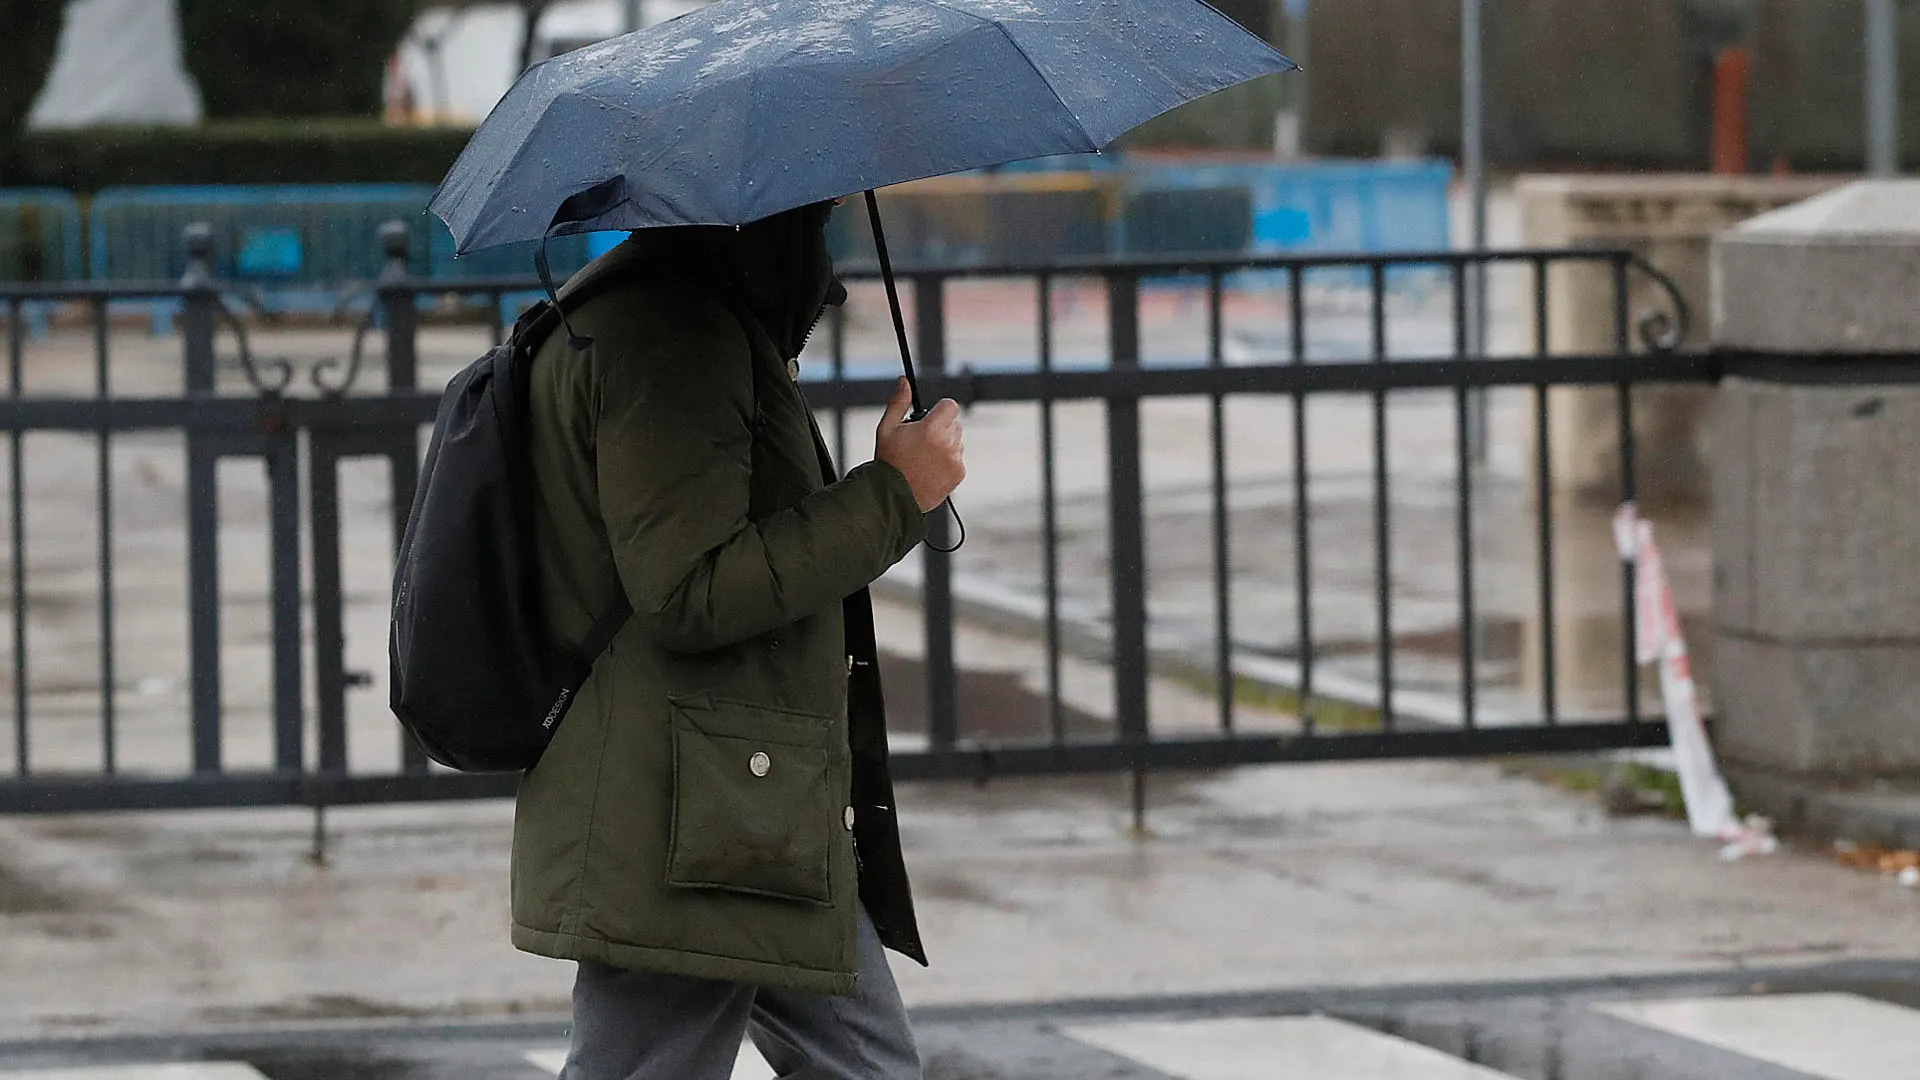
[865,189,965,553]
[864,190,927,420]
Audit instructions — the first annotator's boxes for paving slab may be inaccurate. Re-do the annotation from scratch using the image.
[1598,993,1920,1080]
[1065,1016,1517,1079]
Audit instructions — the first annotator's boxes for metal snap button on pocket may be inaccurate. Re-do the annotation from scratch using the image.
[749,751,772,778]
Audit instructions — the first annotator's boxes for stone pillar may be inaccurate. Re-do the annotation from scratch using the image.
[1714,180,1920,780]
[1518,174,1842,506]
[1515,174,1841,716]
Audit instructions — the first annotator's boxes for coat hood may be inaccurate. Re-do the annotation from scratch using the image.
[593,202,847,359]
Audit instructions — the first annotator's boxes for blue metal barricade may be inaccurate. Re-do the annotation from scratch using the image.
[90,184,438,284]
[90,185,439,331]
[1121,159,1453,257]
[59,163,1450,330]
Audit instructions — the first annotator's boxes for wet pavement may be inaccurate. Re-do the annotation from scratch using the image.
[2,603,1917,1048]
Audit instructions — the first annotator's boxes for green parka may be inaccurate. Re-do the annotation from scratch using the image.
[513,203,927,995]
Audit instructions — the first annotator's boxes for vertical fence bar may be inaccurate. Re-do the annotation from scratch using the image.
[310,445,349,775]
[185,445,220,773]
[1107,273,1150,829]
[94,299,117,772]
[1207,271,1233,734]
[1452,262,1477,730]
[916,275,959,751]
[1039,275,1064,743]
[1290,266,1314,731]
[1614,256,1640,723]
[1370,263,1395,730]
[378,223,419,392]
[269,443,304,772]
[1534,257,1559,725]
[8,300,24,775]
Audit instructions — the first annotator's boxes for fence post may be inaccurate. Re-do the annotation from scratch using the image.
[180,223,218,395]
[378,221,418,392]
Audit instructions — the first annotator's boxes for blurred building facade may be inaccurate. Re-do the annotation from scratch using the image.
[1306,0,1920,171]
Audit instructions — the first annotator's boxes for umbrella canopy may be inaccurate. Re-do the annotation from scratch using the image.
[431,0,1296,253]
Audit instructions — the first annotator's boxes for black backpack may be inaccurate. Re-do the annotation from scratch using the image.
[389,274,641,772]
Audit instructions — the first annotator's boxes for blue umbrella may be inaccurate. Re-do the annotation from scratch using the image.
[431,0,1295,406]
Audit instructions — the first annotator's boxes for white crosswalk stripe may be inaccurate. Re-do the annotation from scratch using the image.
[0,1066,266,1080]
[1599,992,1920,1080]
[525,1043,774,1079]
[1064,1016,1517,1079]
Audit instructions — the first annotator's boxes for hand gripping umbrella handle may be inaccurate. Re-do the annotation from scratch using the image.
[864,189,963,554]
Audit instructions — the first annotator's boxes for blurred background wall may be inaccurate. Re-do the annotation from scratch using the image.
[1305,0,1920,171]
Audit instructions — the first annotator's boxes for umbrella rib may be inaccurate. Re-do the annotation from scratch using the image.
[914,0,1099,147]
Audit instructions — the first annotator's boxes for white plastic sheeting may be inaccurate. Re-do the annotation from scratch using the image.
[1612,502,1776,860]
[27,0,203,130]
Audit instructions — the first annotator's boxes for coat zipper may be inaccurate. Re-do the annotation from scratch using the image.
[793,301,830,360]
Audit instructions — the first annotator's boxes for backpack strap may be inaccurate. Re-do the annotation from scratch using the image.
[577,599,633,667]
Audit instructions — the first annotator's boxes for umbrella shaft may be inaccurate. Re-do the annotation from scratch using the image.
[864,190,925,419]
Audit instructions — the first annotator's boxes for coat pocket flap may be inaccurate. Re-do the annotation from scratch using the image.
[665,694,836,906]
[668,693,833,748]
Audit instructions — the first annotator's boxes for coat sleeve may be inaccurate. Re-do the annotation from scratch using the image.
[592,304,926,654]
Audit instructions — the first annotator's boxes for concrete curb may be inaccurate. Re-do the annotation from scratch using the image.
[7,958,1920,1062]
[1724,764,1920,850]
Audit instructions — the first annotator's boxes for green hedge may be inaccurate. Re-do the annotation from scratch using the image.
[1,120,476,191]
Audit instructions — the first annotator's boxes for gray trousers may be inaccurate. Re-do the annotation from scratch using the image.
[559,911,922,1080]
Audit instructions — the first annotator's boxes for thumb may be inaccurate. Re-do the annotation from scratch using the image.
[878,377,913,430]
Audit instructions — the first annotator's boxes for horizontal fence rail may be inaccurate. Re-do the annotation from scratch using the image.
[0,227,1708,814]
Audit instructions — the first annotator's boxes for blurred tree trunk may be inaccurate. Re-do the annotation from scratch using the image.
[0,0,67,178]
[518,0,557,71]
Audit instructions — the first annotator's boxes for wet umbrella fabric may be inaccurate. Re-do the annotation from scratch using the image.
[430,0,1295,252]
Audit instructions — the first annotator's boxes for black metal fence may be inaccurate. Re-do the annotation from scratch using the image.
[0,222,1706,815]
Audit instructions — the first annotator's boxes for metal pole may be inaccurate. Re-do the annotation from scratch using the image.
[1463,0,1486,251]
[1462,0,1490,459]
[625,0,644,34]
[1289,0,1309,123]
[1867,0,1900,176]
[1461,0,1492,690]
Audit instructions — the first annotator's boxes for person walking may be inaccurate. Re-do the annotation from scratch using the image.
[514,198,963,1080]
